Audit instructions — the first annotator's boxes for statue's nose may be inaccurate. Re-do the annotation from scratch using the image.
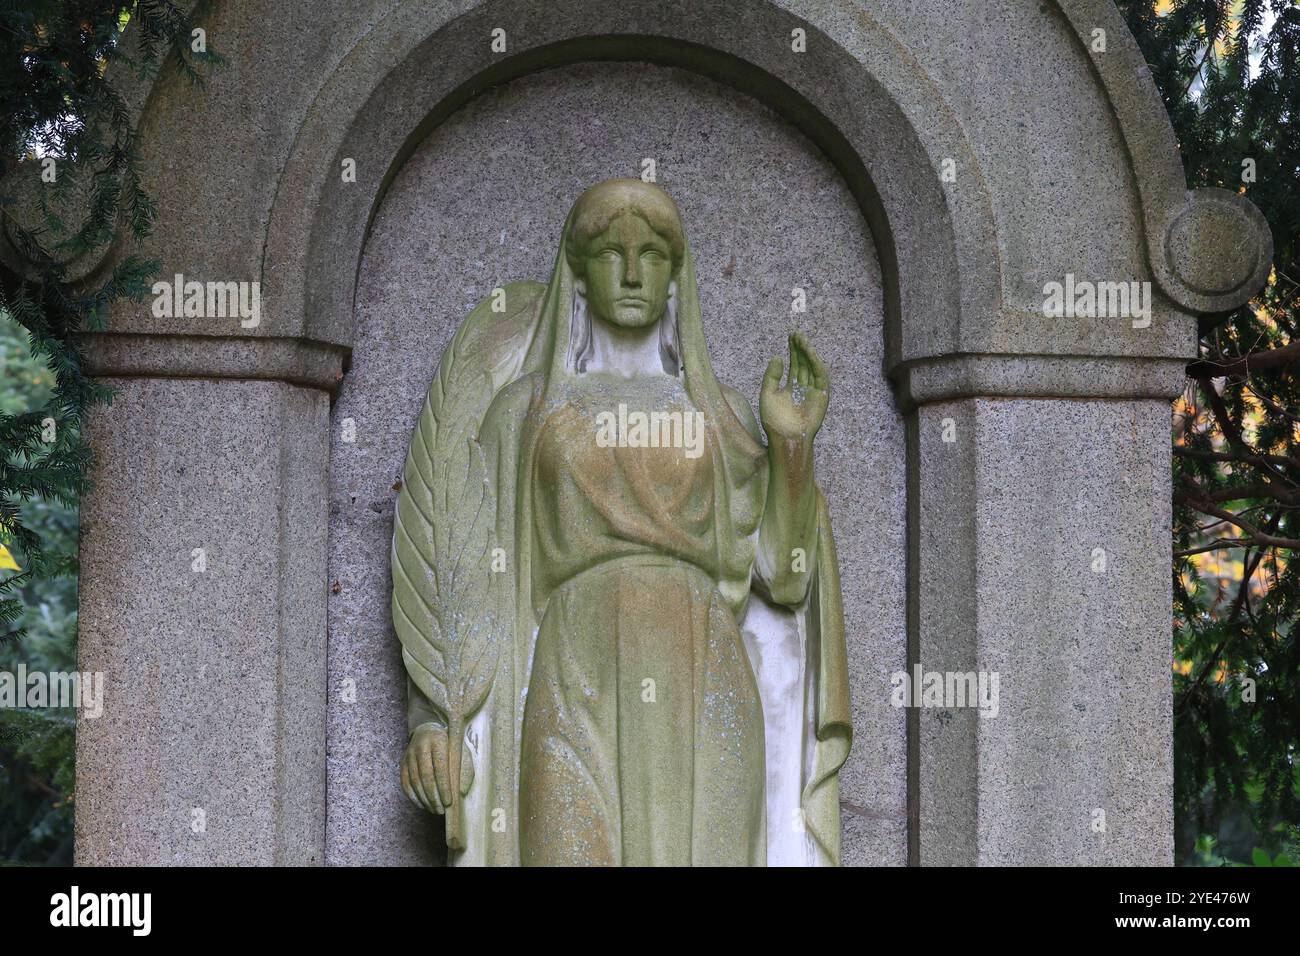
[623,253,641,285]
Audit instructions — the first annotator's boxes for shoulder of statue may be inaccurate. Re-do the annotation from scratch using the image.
[424,280,546,427]
[482,369,544,434]
[446,280,546,386]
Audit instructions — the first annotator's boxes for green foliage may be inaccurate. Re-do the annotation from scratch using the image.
[0,0,221,641]
[1186,834,1297,865]
[0,3,217,864]
[0,313,79,864]
[1119,0,1300,864]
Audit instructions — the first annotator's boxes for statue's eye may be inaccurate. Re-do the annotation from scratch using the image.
[642,250,666,262]
[598,249,621,261]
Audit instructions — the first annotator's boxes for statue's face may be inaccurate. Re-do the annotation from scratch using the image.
[580,213,675,330]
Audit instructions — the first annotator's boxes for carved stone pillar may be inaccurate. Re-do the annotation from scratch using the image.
[73,347,341,865]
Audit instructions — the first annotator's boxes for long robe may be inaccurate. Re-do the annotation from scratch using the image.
[519,373,766,865]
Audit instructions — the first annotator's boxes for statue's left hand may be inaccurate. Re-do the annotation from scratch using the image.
[760,331,829,443]
[401,722,474,817]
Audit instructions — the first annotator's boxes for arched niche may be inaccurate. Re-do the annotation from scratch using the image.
[262,0,998,380]
[329,58,906,866]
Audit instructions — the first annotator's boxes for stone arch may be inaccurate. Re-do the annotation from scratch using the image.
[261,0,1000,380]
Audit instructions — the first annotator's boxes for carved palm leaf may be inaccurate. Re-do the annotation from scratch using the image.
[391,321,506,849]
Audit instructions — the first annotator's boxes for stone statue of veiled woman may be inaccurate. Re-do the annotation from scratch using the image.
[392,179,851,866]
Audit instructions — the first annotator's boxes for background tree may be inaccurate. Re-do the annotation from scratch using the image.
[0,1,217,864]
[1118,0,1299,865]
[0,323,77,863]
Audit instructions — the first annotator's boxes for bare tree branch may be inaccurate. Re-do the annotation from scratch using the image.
[1175,538,1257,557]
[1175,447,1300,471]
[1174,489,1300,548]
[1186,340,1300,378]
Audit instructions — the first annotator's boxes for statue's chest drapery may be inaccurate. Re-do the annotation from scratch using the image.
[529,374,755,608]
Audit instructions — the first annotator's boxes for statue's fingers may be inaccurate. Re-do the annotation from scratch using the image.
[798,333,829,392]
[405,751,428,811]
[762,356,784,393]
[795,333,817,388]
[788,333,805,387]
[429,735,455,810]
[405,749,435,813]
[791,335,812,391]
[416,742,445,813]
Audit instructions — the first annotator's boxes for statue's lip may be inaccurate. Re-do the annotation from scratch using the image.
[615,296,648,304]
